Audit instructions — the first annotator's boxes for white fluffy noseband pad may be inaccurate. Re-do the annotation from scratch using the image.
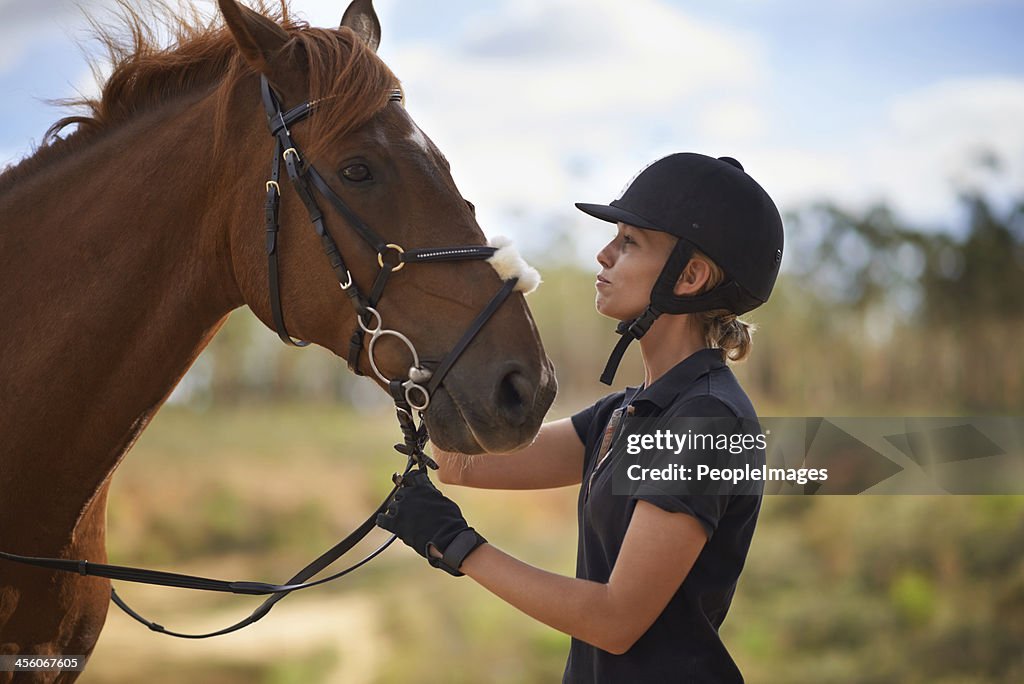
[487,236,541,294]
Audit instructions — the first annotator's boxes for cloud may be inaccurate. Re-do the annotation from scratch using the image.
[393,0,764,117]
[376,0,1024,256]
[0,1,80,72]
[371,0,768,251]
[697,99,767,141]
[0,147,20,172]
[762,77,1024,228]
[875,77,1024,211]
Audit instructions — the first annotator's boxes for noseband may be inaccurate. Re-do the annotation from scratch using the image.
[0,75,527,640]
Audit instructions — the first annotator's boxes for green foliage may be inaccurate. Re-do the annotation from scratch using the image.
[921,192,1024,323]
[889,570,936,626]
[784,183,1024,325]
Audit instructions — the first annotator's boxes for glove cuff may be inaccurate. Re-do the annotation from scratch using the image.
[429,528,487,577]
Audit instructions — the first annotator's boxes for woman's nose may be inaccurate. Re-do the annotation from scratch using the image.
[597,241,614,268]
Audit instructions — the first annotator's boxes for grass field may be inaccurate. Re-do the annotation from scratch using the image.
[85,403,1024,683]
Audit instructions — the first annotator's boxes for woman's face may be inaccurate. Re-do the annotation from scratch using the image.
[595,223,677,321]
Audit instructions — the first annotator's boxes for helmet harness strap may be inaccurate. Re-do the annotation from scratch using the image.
[599,239,745,386]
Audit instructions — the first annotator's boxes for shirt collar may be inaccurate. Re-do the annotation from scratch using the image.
[625,348,727,411]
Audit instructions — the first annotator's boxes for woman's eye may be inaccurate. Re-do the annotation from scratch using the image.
[341,163,372,182]
[622,235,635,246]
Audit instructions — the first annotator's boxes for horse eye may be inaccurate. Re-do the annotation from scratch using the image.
[341,163,372,182]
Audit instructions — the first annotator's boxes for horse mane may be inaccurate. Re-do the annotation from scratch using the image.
[0,0,399,193]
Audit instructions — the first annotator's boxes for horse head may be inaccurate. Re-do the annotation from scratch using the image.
[218,0,556,453]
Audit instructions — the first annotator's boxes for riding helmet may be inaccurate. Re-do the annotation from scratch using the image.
[575,152,784,384]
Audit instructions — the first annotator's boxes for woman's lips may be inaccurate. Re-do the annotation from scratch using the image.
[596,274,611,288]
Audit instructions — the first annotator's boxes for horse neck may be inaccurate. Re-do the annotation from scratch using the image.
[0,92,253,538]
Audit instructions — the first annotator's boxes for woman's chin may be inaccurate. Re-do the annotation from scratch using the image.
[595,298,643,322]
[594,296,617,320]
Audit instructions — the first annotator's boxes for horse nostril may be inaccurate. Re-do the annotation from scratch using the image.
[495,367,533,427]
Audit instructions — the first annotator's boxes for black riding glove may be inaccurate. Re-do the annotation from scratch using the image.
[376,468,487,576]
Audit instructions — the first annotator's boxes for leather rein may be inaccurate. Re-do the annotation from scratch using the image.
[0,75,520,638]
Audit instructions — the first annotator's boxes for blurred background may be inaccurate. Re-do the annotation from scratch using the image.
[2,0,1023,682]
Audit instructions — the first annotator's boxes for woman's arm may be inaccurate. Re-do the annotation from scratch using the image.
[457,500,707,654]
[434,417,585,490]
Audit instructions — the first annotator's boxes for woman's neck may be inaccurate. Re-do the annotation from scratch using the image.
[637,313,707,388]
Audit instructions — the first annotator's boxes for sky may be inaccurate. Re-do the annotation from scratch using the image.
[2,0,1023,264]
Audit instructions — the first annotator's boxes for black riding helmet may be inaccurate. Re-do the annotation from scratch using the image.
[575,153,784,385]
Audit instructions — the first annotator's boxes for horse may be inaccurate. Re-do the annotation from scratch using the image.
[0,1,556,680]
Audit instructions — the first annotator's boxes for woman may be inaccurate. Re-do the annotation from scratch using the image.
[377,152,784,683]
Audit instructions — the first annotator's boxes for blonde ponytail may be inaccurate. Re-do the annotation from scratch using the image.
[693,251,756,362]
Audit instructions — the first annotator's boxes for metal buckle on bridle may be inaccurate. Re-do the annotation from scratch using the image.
[377,243,405,272]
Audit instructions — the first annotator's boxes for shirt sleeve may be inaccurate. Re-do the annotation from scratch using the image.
[632,488,727,540]
[571,391,627,451]
[631,394,744,540]
[570,402,597,447]
[571,391,628,477]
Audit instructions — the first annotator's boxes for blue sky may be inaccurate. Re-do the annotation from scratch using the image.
[2,0,1023,261]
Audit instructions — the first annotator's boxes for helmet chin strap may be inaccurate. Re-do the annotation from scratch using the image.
[599,239,743,386]
[600,304,661,386]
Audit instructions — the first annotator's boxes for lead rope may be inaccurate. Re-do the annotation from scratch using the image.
[0,407,436,639]
[108,382,440,638]
[104,397,437,639]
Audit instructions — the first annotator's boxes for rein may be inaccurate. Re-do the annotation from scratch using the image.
[0,75,521,638]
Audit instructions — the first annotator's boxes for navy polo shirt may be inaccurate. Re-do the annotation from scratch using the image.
[564,348,763,683]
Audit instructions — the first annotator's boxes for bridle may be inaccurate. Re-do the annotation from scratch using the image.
[260,75,516,410]
[0,75,524,638]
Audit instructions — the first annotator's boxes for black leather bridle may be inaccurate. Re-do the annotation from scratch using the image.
[0,75,522,638]
[261,75,517,409]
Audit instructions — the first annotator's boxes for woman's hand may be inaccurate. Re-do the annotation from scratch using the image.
[375,468,487,576]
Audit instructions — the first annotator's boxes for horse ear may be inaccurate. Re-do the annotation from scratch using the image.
[218,0,291,75]
[341,0,381,53]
